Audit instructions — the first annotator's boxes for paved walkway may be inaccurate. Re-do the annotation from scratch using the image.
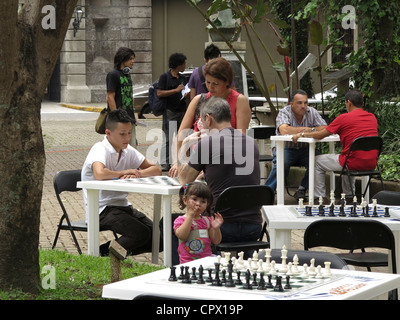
[40,102,386,273]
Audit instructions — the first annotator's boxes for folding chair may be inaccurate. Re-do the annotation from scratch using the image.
[248,126,276,182]
[372,190,400,206]
[304,219,396,273]
[52,170,118,255]
[335,136,384,199]
[215,185,274,255]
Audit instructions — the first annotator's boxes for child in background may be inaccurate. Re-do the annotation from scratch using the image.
[174,182,224,264]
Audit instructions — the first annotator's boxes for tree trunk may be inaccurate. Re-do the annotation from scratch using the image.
[0,0,78,294]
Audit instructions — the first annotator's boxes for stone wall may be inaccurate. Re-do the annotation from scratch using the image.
[85,0,152,102]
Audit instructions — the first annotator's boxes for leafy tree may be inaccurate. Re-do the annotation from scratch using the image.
[0,0,78,293]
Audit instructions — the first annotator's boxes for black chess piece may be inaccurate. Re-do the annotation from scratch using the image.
[284,275,292,289]
[178,266,185,280]
[373,205,378,217]
[168,266,177,281]
[206,268,213,283]
[225,263,235,288]
[318,205,325,216]
[221,269,227,284]
[251,272,258,287]
[339,204,346,217]
[212,263,222,286]
[305,206,313,216]
[197,265,205,284]
[234,271,242,285]
[266,274,273,289]
[242,269,252,289]
[365,205,370,217]
[190,267,198,280]
[182,266,191,284]
[274,276,284,292]
[385,207,391,217]
[257,272,266,290]
[329,203,335,216]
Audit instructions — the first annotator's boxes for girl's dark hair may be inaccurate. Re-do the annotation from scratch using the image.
[114,47,135,69]
[179,182,213,214]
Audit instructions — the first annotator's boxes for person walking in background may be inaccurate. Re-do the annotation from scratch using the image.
[157,53,190,171]
[106,47,138,147]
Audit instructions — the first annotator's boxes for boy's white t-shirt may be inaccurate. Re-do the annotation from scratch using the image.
[81,136,145,218]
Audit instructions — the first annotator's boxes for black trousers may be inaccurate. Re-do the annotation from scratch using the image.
[99,205,153,255]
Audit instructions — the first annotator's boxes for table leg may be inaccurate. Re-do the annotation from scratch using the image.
[275,141,285,205]
[162,195,172,267]
[361,176,370,203]
[308,142,316,205]
[329,141,336,192]
[270,229,292,250]
[152,194,161,264]
[87,189,100,256]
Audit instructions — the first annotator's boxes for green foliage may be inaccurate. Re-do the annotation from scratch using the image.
[379,154,400,182]
[0,249,164,300]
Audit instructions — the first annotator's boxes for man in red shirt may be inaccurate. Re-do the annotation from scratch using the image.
[292,90,378,199]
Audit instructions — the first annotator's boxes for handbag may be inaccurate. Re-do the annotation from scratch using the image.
[95,108,108,134]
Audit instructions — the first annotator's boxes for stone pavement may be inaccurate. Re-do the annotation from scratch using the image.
[40,102,386,273]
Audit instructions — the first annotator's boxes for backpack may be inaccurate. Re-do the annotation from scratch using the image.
[148,81,167,116]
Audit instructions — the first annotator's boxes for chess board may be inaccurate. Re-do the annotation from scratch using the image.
[291,204,400,219]
[151,257,346,299]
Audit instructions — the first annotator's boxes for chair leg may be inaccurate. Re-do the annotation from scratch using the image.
[52,226,62,250]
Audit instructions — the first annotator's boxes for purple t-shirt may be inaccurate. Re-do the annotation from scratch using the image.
[188,66,207,95]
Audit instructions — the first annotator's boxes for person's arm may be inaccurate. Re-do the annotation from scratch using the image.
[106,91,117,111]
[169,95,202,177]
[235,94,251,134]
[92,158,161,180]
[178,163,200,185]
[292,128,333,143]
[175,215,194,242]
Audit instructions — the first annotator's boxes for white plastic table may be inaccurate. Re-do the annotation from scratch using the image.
[76,178,181,266]
[270,135,341,205]
[102,256,400,300]
[263,204,400,273]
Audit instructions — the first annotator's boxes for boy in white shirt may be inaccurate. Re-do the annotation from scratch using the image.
[82,109,161,256]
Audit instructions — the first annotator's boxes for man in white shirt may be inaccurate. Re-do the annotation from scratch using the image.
[82,109,161,256]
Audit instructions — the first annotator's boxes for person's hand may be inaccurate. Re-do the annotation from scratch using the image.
[169,163,178,177]
[120,169,141,179]
[292,132,301,143]
[211,212,224,229]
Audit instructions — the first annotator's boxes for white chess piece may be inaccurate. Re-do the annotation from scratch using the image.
[264,248,271,271]
[286,262,293,276]
[223,252,231,266]
[301,263,309,279]
[247,258,253,272]
[292,254,300,274]
[257,259,264,272]
[237,252,244,267]
[323,261,332,278]
[298,198,304,209]
[330,190,335,205]
[319,196,323,206]
[309,258,316,276]
[315,265,323,279]
[280,245,288,273]
[269,260,277,275]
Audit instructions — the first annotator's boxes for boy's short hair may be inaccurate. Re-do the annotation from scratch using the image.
[106,109,134,131]
[168,53,187,69]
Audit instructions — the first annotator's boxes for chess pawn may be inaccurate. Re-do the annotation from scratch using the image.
[252,250,259,262]
[300,263,309,279]
[286,262,293,276]
[323,261,332,278]
[292,254,300,274]
[257,259,264,272]
[247,258,253,272]
[315,265,323,279]
[280,246,288,273]
[269,260,277,275]
[298,198,304,209]
[308,258,317,277]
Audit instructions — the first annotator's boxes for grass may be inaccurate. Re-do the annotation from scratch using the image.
[0,249,165,300]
